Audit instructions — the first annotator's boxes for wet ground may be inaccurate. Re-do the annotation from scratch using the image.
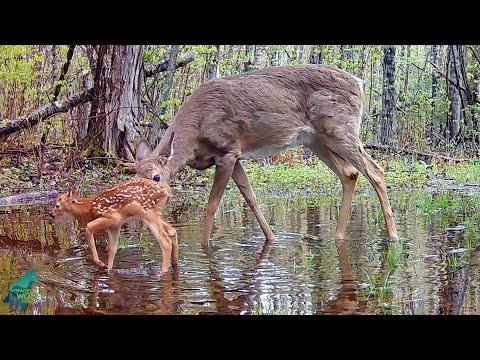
[1,186,480,315]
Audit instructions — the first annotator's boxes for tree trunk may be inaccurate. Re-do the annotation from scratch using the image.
[51,45,60,81]
[244,45,254,72]
[296,45,304,63]
[148,45,179,145]
[105,45,144,160]
[309,46,322,64]
[82,45,109,158]
[270,49,280,67]
[82,45,145,161]
[431,45,441,149]
[380,45,396,145]
[53,45,76,102]
[446,45,467,149]
[75,70,92,144]
[340,45,353,68]
[253,45,263,68]
[205,45,221,81]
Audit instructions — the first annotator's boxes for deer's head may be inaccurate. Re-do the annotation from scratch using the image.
[134,137,172,183]
[51,187,79,217]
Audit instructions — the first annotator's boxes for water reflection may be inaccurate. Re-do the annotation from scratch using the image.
[1,190,480,314]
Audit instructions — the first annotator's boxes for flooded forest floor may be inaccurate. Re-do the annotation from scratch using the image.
[2,155,480,314]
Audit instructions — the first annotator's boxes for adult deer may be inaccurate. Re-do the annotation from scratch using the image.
[134,64,399,243]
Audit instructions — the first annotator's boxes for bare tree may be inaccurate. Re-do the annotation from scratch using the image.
[380,45,396,145]
[244,45,255,72]
[147,45,179,145]
[431,45,441,148]
[446,45,468,149]
[296,45,304,63]
[309,46,322,64]
[253,45,264,68]
[205,45,221,81]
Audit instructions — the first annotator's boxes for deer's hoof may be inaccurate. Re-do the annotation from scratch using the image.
[94,259,107,269]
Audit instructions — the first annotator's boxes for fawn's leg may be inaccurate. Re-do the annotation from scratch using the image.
[107,225,121,274]
[160,220,178,268]
[143,213,172,273]
[86,217,119,268]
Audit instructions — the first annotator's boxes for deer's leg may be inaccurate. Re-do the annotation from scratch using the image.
[203,154,238,244]
[106,225,121,274]
[143,213,172,273]
[322,136,399,240]
[85,217,119,269]
[169,227,179,268]
[360,152,398,240]
[160,219,179,268]
[232,160,275,241]
[310,144,359,239]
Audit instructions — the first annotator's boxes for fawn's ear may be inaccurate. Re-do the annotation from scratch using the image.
[68,187,79,198]
[135,139,152,162]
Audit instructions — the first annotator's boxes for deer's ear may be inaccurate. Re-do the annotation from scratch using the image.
[135,139,152,162]
[69,187,79,198]
[153,131,175,158]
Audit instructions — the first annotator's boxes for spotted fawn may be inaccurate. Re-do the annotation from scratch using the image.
[51,178,178,273]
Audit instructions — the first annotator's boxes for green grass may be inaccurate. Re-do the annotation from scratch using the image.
[238,158,480,194]
[384,241,406,268]
[3,156,480,199]
[117,232,151,252]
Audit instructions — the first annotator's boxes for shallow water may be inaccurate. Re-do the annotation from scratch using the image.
[1,187,480,315]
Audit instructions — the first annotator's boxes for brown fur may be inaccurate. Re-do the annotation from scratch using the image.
[134,64,398,242]
[51,178,178,273]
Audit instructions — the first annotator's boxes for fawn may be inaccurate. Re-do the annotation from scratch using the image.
[51,178,178,274]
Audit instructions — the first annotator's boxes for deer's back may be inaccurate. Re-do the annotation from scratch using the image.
[170,65,364,161]
[91,179,172,216]
[177,64,363,120]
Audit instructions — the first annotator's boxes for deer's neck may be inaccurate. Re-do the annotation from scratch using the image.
[69,198,96,222]
[164,135,195,179]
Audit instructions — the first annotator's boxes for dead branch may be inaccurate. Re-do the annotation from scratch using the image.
[428,60,467,93]
[364,143,467,163]
[0,89,93,140]
[145,51,196,77]
[467,46,480,67]
[53,45,76,102]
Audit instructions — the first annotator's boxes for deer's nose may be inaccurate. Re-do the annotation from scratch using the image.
[153,174,161,182]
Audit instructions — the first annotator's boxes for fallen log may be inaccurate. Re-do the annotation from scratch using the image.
[364,143,467,163]
[0,190,59,206]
